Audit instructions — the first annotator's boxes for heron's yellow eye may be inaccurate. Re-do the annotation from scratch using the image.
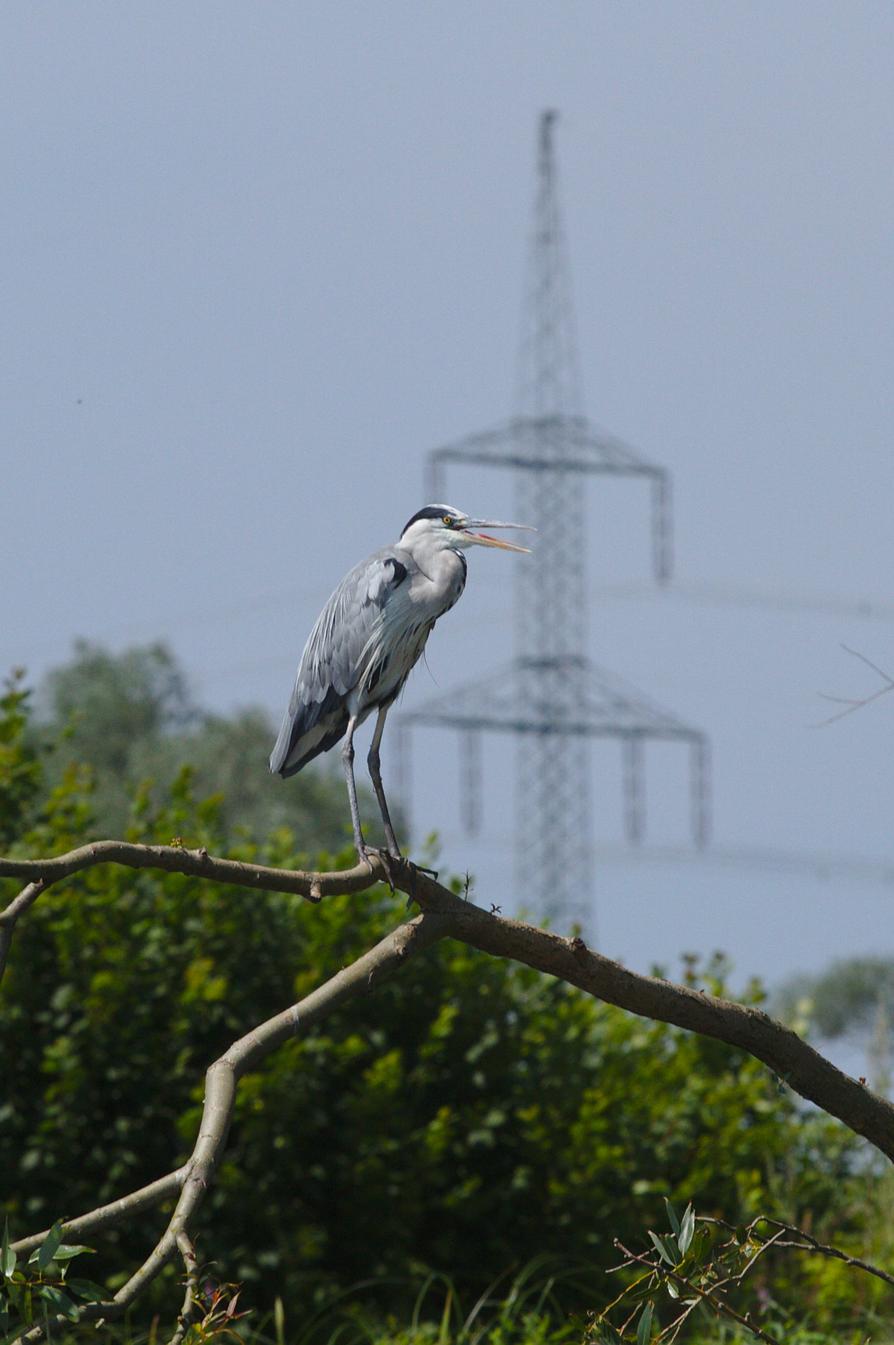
[442,515,454,527]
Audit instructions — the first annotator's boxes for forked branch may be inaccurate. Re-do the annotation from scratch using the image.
[817,643,894,726]
[7,899,448,1342]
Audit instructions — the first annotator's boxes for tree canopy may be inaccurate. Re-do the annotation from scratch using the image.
[30,640,378,851]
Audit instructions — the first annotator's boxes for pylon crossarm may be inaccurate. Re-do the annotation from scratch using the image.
[430,417,667,480]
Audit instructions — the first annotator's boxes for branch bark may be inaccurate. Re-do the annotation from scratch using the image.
[0,839,377,902]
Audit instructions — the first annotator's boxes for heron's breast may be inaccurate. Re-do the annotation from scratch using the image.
[431,551,467,615]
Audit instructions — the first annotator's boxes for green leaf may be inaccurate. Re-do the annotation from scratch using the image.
[66,1278,107,1303]
[647,1231,674,1265]
[51,1244,93,1262]
[0,1221,14,1279]
[37,1284,79,1321]
[663,1198,681,1237]
[678,1204,696,1256]
[36,1222,64,1272]
[666,1278,679,1299]
[636,1301,653,1345]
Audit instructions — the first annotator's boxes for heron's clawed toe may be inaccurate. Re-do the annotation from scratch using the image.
[357,844,396,892]
[355,843,378,875]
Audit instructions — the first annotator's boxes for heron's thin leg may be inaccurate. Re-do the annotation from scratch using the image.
[368,706,402,859]
[341,716,367,859]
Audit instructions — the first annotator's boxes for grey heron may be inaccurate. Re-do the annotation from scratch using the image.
[270,504,531,867]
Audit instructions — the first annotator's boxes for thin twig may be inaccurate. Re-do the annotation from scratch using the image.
[612,1240,780,1345]
[0,840,392,986]
[11,1168,186,1256]
[167,1231,200,1345]
[700,1215,894,1288]
[658,1296,700,1345]
[840,644,894,685]
[708,1225,787,1299]
[816,644,894,726]
[0,839,387,904]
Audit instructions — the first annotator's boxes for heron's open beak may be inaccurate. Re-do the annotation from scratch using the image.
[462,519,535,553]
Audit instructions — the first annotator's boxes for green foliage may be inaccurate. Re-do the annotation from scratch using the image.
[775,956,894,1039]
[0,675,888,1339]
[590,1198,894,1344]
[0,1219,100,1337]
[270,1259,586,1345]
[178,1277,251,1345]
[0,671,42,846]
[775,956,894,1096]
[40,639,196,772]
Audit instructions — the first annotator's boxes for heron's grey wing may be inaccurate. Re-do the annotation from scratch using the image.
[269,549,410,776]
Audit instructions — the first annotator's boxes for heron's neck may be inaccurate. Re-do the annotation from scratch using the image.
[404,537,466,586]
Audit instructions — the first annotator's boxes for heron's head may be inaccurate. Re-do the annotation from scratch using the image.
[400,505,533,554]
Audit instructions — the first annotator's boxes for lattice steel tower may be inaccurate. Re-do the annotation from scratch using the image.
[400,112,709,929]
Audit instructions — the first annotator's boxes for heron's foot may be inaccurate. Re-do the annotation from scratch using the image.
[357,844,396,892]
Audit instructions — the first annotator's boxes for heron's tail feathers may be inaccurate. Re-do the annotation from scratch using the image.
[269,693,349,778]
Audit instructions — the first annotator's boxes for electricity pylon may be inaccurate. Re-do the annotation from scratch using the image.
[399,111,709,930]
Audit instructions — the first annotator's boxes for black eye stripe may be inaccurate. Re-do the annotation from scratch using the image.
[401,506,460,536]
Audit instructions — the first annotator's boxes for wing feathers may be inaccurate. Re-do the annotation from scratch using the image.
[269,550,410,777]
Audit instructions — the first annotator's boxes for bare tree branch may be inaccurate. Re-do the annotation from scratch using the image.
[11,1169,187,1257]
[816,643,894,726]
[0,839,377,901]
[0,842,382,983]
[168,1231,199,1345]
[406,869,894,1163]
[701,1214,894,1289]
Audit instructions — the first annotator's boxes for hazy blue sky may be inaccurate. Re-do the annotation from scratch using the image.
[4,3,893,993]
